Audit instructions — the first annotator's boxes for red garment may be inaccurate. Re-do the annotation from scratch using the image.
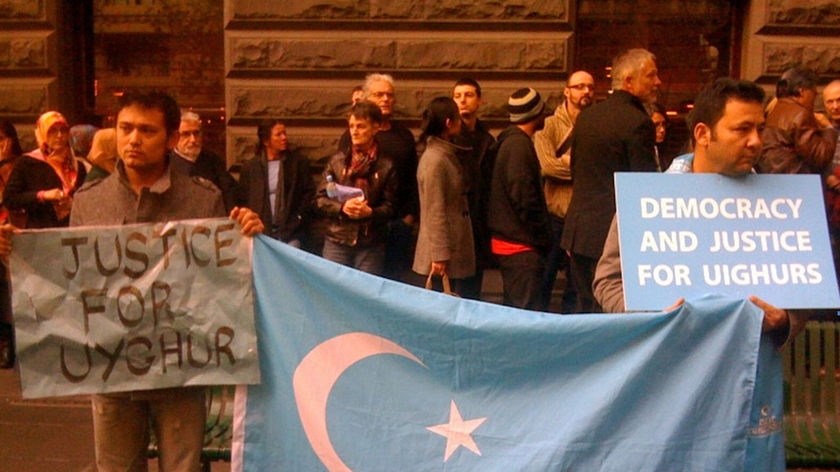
[491,237,534,256]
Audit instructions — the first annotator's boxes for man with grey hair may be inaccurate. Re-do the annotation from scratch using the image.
[561,48,662,313]
[338,73,418,281]
[172,110,238,211]
[822,80,840,164]
[821,79,840,288]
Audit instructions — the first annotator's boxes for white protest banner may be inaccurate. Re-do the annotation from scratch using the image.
[9,218,260,399]
[615,173,840,311]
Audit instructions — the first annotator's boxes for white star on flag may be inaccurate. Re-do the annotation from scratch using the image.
[426,400,487,462]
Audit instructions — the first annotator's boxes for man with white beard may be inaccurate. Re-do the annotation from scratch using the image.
[171,110,238,211]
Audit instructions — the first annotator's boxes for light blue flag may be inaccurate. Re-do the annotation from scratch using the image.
[233,236,784,471]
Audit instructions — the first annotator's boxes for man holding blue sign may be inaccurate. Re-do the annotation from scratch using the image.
[594,78,808,344]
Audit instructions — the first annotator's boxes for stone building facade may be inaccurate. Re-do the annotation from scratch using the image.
[0,0,837,166]
[0,1,93,150]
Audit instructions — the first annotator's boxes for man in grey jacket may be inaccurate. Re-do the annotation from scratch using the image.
[71,91,263,472]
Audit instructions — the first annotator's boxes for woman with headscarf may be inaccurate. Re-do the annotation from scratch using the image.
[3,111,87,228]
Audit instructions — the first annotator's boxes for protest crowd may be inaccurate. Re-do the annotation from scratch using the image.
[0,44,839,470]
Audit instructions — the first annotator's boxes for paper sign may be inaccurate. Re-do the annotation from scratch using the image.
[9,218,260,398]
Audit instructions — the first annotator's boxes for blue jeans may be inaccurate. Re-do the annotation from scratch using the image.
[322,239,386,276]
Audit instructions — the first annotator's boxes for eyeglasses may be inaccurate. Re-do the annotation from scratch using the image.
[568,84,595,91]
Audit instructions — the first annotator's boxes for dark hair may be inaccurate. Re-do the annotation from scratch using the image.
[687,78,765,144]
[117,91,181,134]
[0,120,23,157]
[420,97,459,142]
[257,119,284,144]
[646,102,666,117]
[348,101,383,125]
[776,66,819,99]
[453,77,482,98]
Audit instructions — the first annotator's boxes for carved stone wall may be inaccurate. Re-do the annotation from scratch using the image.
[5,1,835,167]
[0,0,95,150]
[224,0,574,165]
[742,0,840,102]
[0,1,54,149]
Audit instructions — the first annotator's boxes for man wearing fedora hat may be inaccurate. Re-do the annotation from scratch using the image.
[488,87,552,311]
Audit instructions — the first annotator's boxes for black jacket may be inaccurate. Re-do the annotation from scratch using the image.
[4,155,87,228]
[487,126,550,252]
[317,148,398,247]
[561,90,659,259]
[236,150,315,243]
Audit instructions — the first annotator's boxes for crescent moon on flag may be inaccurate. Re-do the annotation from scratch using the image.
[293,332,426,472]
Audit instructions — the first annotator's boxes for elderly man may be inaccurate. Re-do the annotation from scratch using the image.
[818,79,840,289]
[561,49,662,313]
[171,111,238,211]
[338,73,418,281]
[820,79,840,182]
[533,70,595,312]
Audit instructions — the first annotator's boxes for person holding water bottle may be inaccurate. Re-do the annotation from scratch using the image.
[317,101,399,275]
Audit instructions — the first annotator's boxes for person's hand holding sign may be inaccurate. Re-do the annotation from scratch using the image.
[229,207,265,236]
[748,295,790,333]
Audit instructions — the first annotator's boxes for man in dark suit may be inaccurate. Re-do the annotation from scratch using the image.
[171,111,239,211]
[561,48,662,313]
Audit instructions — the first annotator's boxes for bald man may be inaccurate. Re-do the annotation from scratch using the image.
[821,80,840,165]
[533,70,595,313]
[820,80,840,288]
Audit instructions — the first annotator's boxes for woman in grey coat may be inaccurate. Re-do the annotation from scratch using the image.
[411,97,475,293]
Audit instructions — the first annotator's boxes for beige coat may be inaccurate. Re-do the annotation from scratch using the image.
[533,102,574,217]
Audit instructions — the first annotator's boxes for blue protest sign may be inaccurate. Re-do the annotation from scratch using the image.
[615,172,840,310]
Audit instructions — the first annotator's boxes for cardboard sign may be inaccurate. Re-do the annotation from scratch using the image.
[615,172,840,310]
[9,218,260,398]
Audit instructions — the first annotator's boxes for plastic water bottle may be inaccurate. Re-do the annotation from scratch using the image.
[325,174,338,199]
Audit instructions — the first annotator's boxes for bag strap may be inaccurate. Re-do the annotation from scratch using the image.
[425,272,456,296]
